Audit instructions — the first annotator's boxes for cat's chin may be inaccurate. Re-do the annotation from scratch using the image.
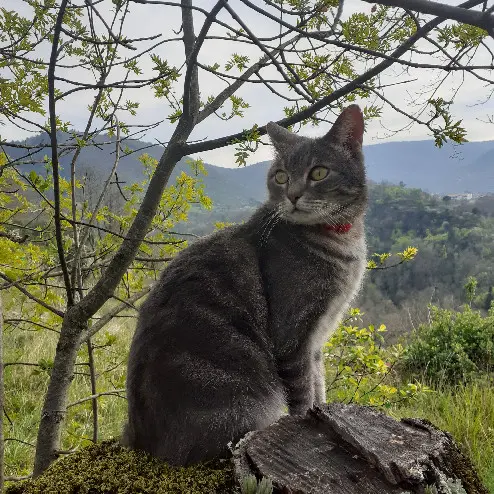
[285,210,322,226]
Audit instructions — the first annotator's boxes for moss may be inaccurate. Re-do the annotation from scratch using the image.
[6,440,236,494]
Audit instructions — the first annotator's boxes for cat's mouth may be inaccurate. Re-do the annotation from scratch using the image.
[286,207,323,225]
[286,202,354,226]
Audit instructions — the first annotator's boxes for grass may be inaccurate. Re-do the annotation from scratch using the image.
[391,379,494,493]
[3,315,132,480]
[3,316,494,493]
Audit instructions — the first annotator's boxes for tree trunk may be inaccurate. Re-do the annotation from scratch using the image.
[233,403,488,494]
[33,135,189,477]
[0,293,5,492]
[32,309,84,476]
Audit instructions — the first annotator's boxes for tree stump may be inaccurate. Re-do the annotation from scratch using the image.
[233,403,488,494]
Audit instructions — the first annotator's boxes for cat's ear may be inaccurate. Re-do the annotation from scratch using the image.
[266,121,299,151]
[323,104,364,149]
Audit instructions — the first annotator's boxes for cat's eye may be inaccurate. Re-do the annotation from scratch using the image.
[274,170,289,184]
[309,166,329,181]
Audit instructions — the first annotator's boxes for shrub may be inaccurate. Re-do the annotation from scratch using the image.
[402,305,494,385]
[324,309,429,407]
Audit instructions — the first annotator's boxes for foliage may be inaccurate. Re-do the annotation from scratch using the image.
[366,246,418,270]
[0,154,210,477]
[5,440,235,494]
[324,309,429,407]
[428,98,468,147]
[3,312,130,480]
[358,183,494,335]
[240,475,273,494]
[402,305,494,385]
[229,125,262,167]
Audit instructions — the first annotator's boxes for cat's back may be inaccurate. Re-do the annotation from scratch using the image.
[138,222,263,325]
[128,219,270,368]
[125,220,285,464]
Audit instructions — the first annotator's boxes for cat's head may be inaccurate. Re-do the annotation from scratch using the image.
[265,105,367,226]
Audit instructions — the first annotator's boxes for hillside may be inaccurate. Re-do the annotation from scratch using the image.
[5,133,494,207]
[6,132,494,340]
[364,140,494,193]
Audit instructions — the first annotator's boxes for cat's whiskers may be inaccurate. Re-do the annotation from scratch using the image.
[317,203,355,227]
[259,204,284,247]
[315,208,333,226]
[264,204,288,245]
[303,200,341,227]
[258,207,279,243]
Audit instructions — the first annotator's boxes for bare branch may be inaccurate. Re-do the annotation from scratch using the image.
[5,474,32,482]
[365,0,494,32]
[181,0,200,119]
[182,0,227,121]
[70,72,108,292]
[82,286,151,341]
[0,231,28,244]
[85,0,137,50]
[47,0,73,306]
[86,339,98,443]
[66,389,126,409]
[4,438,35,448]
[4,319,60,334]
[71,117,121,290]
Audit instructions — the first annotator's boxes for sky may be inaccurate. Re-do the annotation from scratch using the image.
[3,0,494,167]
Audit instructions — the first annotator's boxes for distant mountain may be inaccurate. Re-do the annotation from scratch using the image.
[363,140,494,194]
[5,133,494,206]
[4,132,265,207]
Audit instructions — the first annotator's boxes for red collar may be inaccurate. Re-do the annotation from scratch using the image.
[322,223,352,234]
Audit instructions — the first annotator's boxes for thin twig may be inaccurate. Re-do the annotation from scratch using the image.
[71,117,121,286]
[82,287,151,342]
[66,389,126,409]
[364,0,494,32]
[5,474,32,482]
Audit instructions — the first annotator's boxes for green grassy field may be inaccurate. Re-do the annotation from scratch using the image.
[4,318,130,480]
[391,380,494,492]
[4,320,494,492]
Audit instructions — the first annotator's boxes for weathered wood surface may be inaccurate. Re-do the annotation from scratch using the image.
[233,403,488,494]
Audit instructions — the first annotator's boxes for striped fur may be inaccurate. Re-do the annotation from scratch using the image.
[124,105,368,465]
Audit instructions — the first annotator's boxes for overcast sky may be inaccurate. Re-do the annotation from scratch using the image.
[3,0,494,167]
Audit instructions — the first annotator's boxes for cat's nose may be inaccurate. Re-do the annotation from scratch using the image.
[288,194,300,205]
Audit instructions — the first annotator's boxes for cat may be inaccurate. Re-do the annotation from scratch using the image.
[124,104,368,466]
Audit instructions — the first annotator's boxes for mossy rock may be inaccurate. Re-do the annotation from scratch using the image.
[6,440,236,494]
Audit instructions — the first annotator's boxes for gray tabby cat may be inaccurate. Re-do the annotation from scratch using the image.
[124,104,368,465]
